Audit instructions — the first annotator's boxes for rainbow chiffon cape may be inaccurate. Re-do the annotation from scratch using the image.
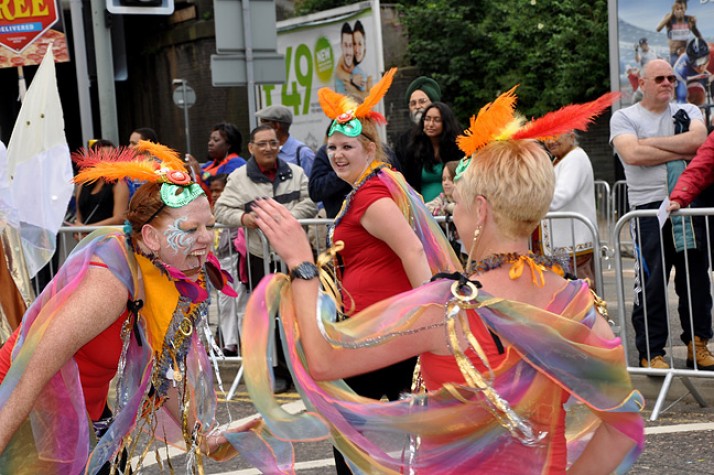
[236,171,645,473]
[0,229,236,474]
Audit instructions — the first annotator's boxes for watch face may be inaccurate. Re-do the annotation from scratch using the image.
[292,262,319,280]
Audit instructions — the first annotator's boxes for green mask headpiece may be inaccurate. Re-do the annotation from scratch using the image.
[160,183,205,207]
[453,157,471,182]
[328,110,362,138]
[157,168,205,207]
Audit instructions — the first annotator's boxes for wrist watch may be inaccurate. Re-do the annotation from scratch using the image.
[289,262,319,281]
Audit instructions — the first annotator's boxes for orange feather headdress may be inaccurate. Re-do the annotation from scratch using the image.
[73,141,204,207]
[454,86,619,178]
[318,67,397,137]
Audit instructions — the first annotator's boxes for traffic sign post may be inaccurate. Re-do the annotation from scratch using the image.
[172,79,195,156]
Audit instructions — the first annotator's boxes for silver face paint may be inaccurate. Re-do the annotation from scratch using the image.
[163,216,196,255]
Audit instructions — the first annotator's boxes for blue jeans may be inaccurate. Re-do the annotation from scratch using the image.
[631,202,713,360]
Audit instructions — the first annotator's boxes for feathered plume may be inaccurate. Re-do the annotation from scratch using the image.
[318,88,359,120]
[73,141,191,186]
[74,158,160,185]
[512,91,620,141]
[354,67,397,119]
[456,86,519,157]
[318,67,397,122]
[72,147,139,168]
[456,87,620,157]
[134,140,187,170]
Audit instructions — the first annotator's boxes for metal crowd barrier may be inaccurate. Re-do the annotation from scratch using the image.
[47,213,606,401]
[610,180,630,251]
[594,180,612,268]
[535,211,604,297]
[613,208,714,420]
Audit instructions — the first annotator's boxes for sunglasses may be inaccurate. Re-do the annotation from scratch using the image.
[648,75,677,84]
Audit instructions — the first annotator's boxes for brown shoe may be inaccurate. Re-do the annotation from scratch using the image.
[686,336,714,370]
[640,355,670,369]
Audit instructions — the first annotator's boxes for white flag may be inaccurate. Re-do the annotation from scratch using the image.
[6,48,74,277]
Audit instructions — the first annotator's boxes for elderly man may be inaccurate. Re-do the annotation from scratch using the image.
[256,105,315,177]
[215,124,317,393]
[610,58,714,370]
[394,76,442,174]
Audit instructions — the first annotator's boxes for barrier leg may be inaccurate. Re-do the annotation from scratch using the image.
[650,372,674,421]
[226,359,244,401]
[681,377,708,408]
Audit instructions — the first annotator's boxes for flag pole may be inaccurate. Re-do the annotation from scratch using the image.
[17,66,26,102]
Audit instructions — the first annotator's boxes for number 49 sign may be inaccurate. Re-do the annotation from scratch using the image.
[260,4,380,151]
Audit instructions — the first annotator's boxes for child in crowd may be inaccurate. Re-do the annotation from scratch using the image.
[426,161,462,259]
[426,161,457,216]
[209,174,248,356]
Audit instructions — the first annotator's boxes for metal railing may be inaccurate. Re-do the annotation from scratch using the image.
[613,207,714,420]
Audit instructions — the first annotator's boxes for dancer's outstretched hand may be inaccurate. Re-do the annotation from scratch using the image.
[252,198,314,269]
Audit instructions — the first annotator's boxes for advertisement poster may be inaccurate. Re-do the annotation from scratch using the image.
[614,0,714,107]
[259,3,381,151]
[0,0,70,68]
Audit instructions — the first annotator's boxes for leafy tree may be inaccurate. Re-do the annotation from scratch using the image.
[294,0,359,16]
[400,0,609,120]
[292,0,609,121]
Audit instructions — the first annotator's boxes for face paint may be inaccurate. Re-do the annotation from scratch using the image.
[150,196,214,278]
[163,216,196,255]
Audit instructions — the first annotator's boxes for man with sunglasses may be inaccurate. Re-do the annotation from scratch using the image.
[610,58,714,371]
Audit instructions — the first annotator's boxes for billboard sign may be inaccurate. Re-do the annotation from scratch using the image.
[259,1,382,151]
[611,0,714,107]
[0,0,69,68]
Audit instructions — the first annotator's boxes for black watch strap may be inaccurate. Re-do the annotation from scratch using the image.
[289,262,319,281]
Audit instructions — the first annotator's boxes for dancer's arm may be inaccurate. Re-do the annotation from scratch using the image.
[0,265,127,453]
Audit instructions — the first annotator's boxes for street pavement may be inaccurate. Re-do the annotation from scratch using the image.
[136,374,714,474]
[134,255,714,474]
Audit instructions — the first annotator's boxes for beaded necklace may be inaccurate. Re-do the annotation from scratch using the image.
[329,161,388,239]
[466,252,565,287]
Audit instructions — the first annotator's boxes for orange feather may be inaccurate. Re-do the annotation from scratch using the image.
[74,160,160,185]
[354,67,397,119]
[456,85,519,157]
[72,147,138,167]
[318,88,351,119]
[135,141,186,170]
[512,91,620,141]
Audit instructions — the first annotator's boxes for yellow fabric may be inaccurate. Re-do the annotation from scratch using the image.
[135,254,181,351]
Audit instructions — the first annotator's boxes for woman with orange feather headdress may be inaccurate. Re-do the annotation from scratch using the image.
[0,141,275,474]
[303,67,461,474]
[235,85,644,474]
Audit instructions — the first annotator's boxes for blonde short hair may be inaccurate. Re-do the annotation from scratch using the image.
[457,140,555,238]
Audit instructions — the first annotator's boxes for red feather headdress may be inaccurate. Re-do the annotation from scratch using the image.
[457,86,620,158]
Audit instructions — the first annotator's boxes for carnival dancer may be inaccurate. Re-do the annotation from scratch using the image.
[296,67,459,473]
[0,142,263,474]
[243,87,644,473]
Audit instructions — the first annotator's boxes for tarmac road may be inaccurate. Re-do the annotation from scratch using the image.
[132,377,714,475]
[133,256,714,474]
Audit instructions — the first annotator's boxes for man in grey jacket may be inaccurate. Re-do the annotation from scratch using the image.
[215,124,317,393]
[215,124,317,286]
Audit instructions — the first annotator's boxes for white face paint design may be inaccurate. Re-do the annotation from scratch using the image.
[152,196,214,277]
[163,216,196,255]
